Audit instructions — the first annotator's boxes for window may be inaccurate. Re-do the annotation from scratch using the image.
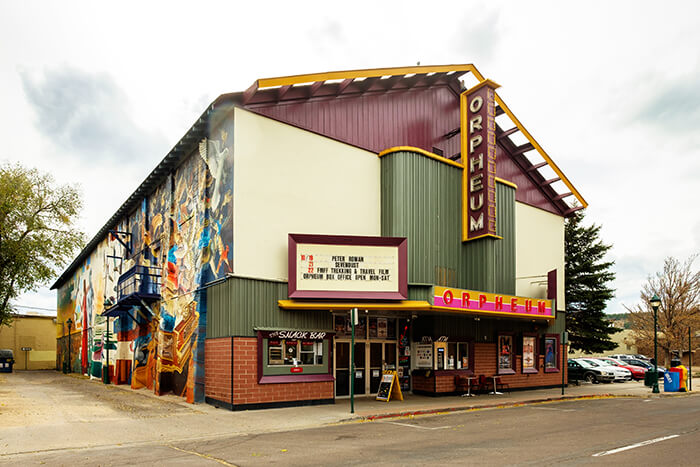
[446,342,470,370]
[544,334,560,372]
[268,340,283,365]
[257,330,333,383]
[368,317,396,339]
[265,338,324,366]
[334,315,366,338]
[497,333,516,374]
[522,334,538,374]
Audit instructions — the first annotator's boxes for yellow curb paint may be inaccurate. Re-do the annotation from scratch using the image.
[166,444,237,466]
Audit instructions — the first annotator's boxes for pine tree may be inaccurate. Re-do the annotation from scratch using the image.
[565,209,618,353]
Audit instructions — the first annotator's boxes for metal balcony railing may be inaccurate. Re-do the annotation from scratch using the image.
[116,265,162,303]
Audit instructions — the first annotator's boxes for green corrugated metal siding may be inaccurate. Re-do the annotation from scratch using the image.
[381,151,515,295]
[495,183,516,294]
[547,311,565,334]
[381,152,462,286]
[407,284,432,302]
[207,276,332,338]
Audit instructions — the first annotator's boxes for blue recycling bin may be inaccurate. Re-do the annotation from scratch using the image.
[663,370,680,392]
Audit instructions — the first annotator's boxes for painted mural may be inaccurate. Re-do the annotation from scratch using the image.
[55,117,233,403]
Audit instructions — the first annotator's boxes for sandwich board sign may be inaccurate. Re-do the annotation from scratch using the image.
[376,370,403,402]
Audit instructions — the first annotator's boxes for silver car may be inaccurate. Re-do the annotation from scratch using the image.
[580,358,632,382]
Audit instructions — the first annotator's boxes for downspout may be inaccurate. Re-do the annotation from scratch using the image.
[231,336,233,412]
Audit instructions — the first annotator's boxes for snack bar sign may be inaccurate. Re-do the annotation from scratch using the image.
[433,286,554,320]
[288,234,408,300]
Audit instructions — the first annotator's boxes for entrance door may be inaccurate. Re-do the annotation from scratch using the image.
[334,341,367,396]
[335,339,398,397]
[335,342,350,397]
[353,342,366,395]
[369,343,383,393]
[369,342,398,393]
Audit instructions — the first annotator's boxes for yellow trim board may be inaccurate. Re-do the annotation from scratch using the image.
[463,233,503,242]
[493,94,588,208]
[278,300,432,311]
[464,78,501,94]
[495,177,517,189]
[257,64,481,89]
[378,146,464,169]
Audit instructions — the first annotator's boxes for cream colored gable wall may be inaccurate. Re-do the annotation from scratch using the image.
[232,108,381,281]
[515,202,565,309]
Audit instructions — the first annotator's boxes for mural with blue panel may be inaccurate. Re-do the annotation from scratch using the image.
[56,119,233,402]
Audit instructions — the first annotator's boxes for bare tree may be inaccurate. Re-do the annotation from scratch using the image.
[626,255,700,366]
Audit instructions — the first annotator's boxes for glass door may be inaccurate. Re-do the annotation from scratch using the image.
[335,342,350,397]
[353,342,366,395]
[369,343,383,393]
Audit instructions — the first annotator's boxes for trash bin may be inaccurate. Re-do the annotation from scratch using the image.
[644,370,658,387]
[0,349,14,373]
[667,367,685,391]
[663,370,680,392]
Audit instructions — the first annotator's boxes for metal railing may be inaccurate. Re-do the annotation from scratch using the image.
[116,265,162,300]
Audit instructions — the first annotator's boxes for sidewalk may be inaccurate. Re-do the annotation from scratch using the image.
[103,375,691,427]
[103,376,693,434]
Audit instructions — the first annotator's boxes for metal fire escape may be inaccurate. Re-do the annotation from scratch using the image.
[103,265,162,323]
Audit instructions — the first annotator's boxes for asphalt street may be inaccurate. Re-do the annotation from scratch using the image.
[3,386,699,466]
[2,371,698,466]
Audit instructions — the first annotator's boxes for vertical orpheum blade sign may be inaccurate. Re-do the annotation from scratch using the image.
[461,79,501,242]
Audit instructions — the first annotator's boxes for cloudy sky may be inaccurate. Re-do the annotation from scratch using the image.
[2,1,698,316]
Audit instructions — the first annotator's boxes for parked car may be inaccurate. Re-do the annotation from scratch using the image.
[618,357,665,378]
[595,357,647,381]
[0,349,14,373]
[610,353,650,361]
[578,358,632,382]
[568,359,616,384]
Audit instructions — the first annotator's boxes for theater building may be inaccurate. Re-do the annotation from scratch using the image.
[52,64,586,409]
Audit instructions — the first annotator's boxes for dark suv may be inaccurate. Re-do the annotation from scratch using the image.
[0,349,14,373]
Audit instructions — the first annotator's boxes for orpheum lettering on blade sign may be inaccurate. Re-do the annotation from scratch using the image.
[461,79,500,241]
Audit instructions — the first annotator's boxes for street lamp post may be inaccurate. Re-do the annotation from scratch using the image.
[650,294,661,394]
[66,318,73,374]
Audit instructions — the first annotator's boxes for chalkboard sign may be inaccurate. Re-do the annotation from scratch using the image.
[376,371,404,402]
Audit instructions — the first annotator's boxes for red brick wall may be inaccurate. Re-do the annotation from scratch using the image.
[233,338,333,405]
[411,343,568,394]
[205,337,333,407]
[205,338,233,404]
[473,343,567,388]
[412,373,435,392]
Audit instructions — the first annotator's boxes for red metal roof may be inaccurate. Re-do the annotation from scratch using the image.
[225,64,586,216]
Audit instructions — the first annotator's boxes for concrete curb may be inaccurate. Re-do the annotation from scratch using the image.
[358,391,694,422]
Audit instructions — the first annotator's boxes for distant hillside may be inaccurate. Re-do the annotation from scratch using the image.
[606,312,631,329]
